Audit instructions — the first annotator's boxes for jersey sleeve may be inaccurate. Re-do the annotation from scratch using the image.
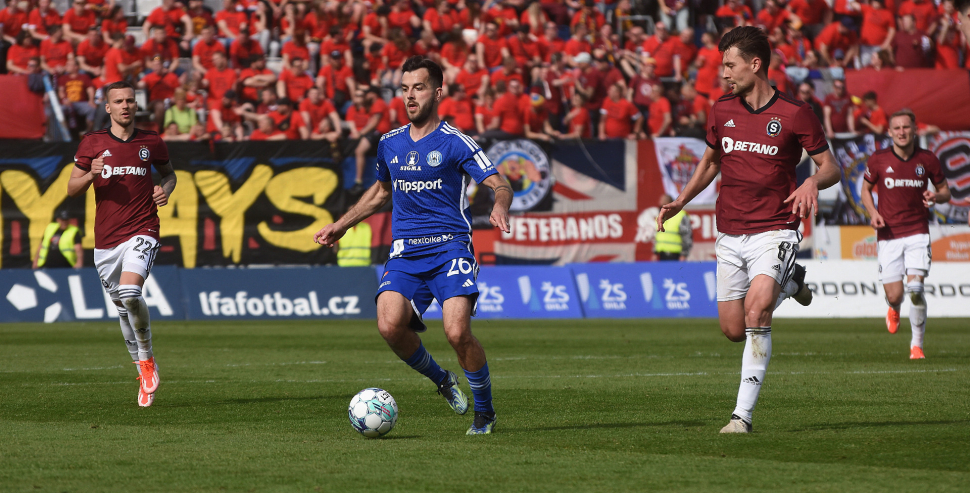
[793,103,829,155]
[925,152,946,187]
[705,102,718,149]
[153,135,170,166]
[455,136,497,183]
[864,154,879,184]
[375,137,390,182]
[73,134,96,171]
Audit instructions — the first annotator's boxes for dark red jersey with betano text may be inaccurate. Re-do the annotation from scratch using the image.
[705,90,828,235]
[864,147,944,241]
[74,129,169,249]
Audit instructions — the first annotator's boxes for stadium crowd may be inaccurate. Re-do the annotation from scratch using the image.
[3,0,967,151]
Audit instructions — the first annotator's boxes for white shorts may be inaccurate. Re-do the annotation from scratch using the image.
[94,235,160,298]
[877,234,931,284]
[716,229,800,302]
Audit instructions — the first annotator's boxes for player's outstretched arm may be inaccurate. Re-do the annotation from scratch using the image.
[482,174,512,233]
[153,162,177,207]
[784,149,840,219]
[657,146,721,232]
[313,180,393,247]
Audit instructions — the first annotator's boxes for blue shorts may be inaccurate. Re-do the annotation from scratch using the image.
[376,248,480,329]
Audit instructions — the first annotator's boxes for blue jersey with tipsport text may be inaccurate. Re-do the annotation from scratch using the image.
[376,122,497,258]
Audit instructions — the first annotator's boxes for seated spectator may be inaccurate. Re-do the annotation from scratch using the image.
[164,88,199,134]
[361,4,392,54]
[216,0,248,42]
[936,11,962,69]
[203,51,237,109]
[300,87,342,143]
[486,78,529,138]
[142,27,181,73]
[491,56,525,89]
[277,57,314,103]
[100,6,127,44]
[382,28,414,87]
[57,59,96,134]
[507,24,543,76]
[319,26,353,70]
[347,87,391,193]
[476,21,510,70]
[7,31,39,74]
[524,93,558,142]
[439,27,470,83]
[520,1,550,36]
[62,0,96,44]
[229,26,264,69]
[757,0,802,33]
[715,0,754,29]
[538,21,565,63]
[388,93,409,128]
[268,98,305,139]
[857,0,895,67]
[139,57,181,125]
[143,0,193,48]
[455,55,489,101]
[424,0,460,38]
[647,82,672,138]
[890,14,934,68]
[571,0,605,34]
[563,23,591,64]
[76,27,108,77]
[852,91,887,134]
[240,54,276,104]
[101,34,142,85]
[823,78,853,138]
[475,90,499,135]
[206,89,245,140]
[488,0,521,37]
[250,114,286,140]
[186,0,215,40]
[281,30,310,71]
[40,25,73,75]
[193,25,226,75]
[255,87,278,114]
[672,85,708,139]
[317,52,355,111]
[815,17,859,68]
[767,52,791,95]
[439,83,476,133]
[796,80,824,122]
[27,0,62,41]
[388,0,421,37]
[162,121,209,141]
[599,83,641,140]
[561,92,592,139]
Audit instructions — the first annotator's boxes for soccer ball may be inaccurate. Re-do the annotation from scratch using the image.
[348,388,398,438]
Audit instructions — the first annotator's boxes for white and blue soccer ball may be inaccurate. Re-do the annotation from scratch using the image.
[348,388,398,438]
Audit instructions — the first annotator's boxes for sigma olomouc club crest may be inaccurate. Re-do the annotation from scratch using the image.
[426,150,442,167]
[139,146,150,161]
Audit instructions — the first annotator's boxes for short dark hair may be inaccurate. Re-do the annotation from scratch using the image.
[863,90,877,101]
[718,26,771,76]
[401,56,443,89]
[956,0,970,14]
[103,80,135,99]
[890,108,916,124]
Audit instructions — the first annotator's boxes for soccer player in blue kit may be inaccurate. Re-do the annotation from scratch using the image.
[314,57,513,435]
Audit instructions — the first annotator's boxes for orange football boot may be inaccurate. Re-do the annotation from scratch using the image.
[136,357,159,394]
[886,308,899,334]
[910,346,925,360]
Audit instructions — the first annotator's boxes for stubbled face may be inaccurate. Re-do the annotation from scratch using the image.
[401,68,440,125]
[106,88,136,127]
[721,46,758,96]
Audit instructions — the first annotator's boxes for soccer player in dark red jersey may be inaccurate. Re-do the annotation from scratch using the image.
[656,27,841,433]
[67,81,177,408]
[860,110,950,359]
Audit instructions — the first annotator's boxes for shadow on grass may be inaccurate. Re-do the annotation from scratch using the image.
[510,420,706,432]
[789,419,970,432]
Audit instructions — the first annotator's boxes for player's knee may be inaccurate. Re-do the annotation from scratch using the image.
[443,326,472,348]
[376,316,409,342]
[118,285,143,311]
[906,280,925,306]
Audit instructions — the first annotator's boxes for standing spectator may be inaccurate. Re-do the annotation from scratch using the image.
[40,25,73,75]
[319,26,353,71]
[240,54,276,104]
[488,0,521,36]
[139,57,180,125]
[647,82,672,138]
[898,0,939,34]
[455,55,489,101]
[642,23,677,78]
[654,194,693,260]
[143,0,193,50]
[440,27,471,82]
[815,17,860,67]
[524,93,558,141]
[563,23,592,63]
[79,30,108,79]
[62,0,97,44]
[277,57,314,102]
[476,21,510,71]
[857,0,896,67]
[192,25,226,74]
[361,4,391,54]
[561,92,592,139]
[141,27,181,73]
[250,115,286,141]
[788,0,832,39]
[693,32,722,97]
[317,52,355,110]
[203,51,237,109]
[521,2,551,37]
[823,78,853,137]
[573,52,603,130]
[852,91,887,134]
[674,82,709,132]
[381,28,414,86]
[487,78,529,138]
[890,14,934,68]
[797,81,824,122]
[439,83,476,133]
[27,0,62,41]
[229,27,264,69]
[599,83,642,140]
[594,54,625,93]
[58,59,96,133]
[346,87,390,194]
[300,86,342,141]
[268,98,305,140]
[936,8,962,69]
[164,88,198,134]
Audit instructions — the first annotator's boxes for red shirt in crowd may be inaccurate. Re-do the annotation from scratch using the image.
[455,67,488,97]
[439,96,475,132]
[788,0,829,25]
[27,6,62,36]
[423,8,460,35]
[299,97,337,131]
[898,0,938,33]
[864,147,945,241]
[279,68,314,101]
[860,4,895,46]
[205,66,238,105]
[269,110,305,139]
[824,92,853,133]
[193,39,226,70]
[493,92,529,135]
[62,8,97,35]
[891,30,933,68]
[281,41,310,63]
[567,107,591,138]
[477,34,507,68]
[215,9,246,37]
[40,38,73,69]
[101,17,128,38]
[600,97,640,138]
[142,70,180,101]
[648,95,672,135]
[230,38,264,68]
[239,66,274,101]
[146,5,187,39]
[814,22,858,53]
[318,63,354,99]
[0,8,28,38]
[694,46,722,95]
[58,72,93,103]
[141,38,180,64]
[507,35,542,66]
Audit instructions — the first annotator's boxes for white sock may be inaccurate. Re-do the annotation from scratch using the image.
[119,285,153,361]
[774,279,799,310]
[732,327,772,424]
[907,281,926,348]
[116,306,139,363]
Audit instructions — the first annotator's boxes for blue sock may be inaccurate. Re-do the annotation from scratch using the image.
[402,343,447,385]
[464,363,493,413]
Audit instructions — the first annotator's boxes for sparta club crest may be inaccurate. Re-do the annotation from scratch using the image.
[139,146,150,161]
[915,164,925,177]
[766,117,782,138]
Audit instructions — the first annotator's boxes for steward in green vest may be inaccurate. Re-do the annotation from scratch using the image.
[337,222,373,266]
[33,211,83,269]
[655,195,693,261]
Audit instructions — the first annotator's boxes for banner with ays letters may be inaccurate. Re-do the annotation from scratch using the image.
[0,141,347,269]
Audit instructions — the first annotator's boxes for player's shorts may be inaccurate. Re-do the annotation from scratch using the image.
[376,247,480,330]
[94,235,160,299]
[877,233,931,283]
[715,229,800,302]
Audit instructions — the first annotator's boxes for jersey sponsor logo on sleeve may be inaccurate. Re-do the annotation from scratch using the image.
[724,119,736,127]
[767,117,782,137]
[721,137,778,156]
[883,178,925,189]
[101,164,148,179]
[427,150,443,167]
[393,178,443,193]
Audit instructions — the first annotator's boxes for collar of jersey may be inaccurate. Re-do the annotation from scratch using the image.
[407,120,445,145]
[107,128,139,143]
[738,89,780,115]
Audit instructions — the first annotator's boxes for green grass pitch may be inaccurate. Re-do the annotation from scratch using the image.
[1,318,968,492]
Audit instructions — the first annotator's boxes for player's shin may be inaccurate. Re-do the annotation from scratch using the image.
[733,327,772,424]
[116,306,139,363]
[464,362,493,414]
[906,280,926,348]
[119,285,152,361]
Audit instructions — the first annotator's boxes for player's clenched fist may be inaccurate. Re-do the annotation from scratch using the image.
[313,223,346,247]
[153,185,169,207]
[90,154,105,175]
